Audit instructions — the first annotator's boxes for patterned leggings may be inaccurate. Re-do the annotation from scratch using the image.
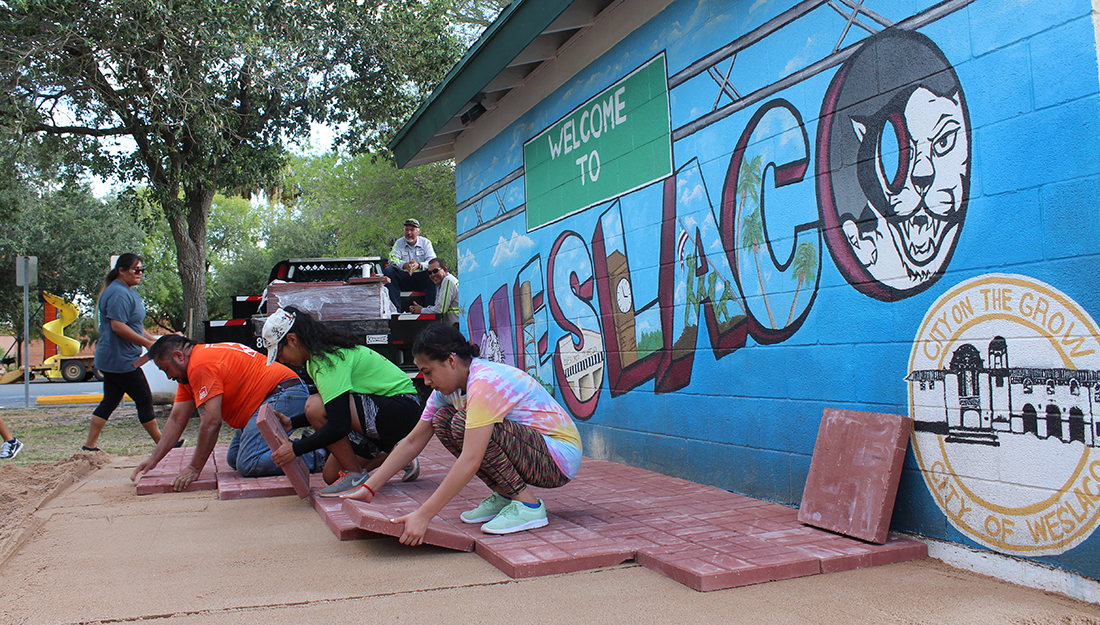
[432,406,569,497]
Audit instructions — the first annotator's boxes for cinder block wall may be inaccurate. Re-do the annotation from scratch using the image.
[452,0,1100,580]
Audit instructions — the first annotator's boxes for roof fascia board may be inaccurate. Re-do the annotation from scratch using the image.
[453,0,674,164]
[390,0,575,168]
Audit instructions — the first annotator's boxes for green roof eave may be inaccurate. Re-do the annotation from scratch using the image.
[388,0,575,168]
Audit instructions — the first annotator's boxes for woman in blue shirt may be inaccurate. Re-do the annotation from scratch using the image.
[83,254,164,451]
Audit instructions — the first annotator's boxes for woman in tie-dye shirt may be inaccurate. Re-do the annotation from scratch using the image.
[346,324,582,543]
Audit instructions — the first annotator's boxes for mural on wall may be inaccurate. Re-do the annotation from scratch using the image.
[909,275,1100,555]
[464,27,967,411]
[453,0,1098,568]
[817,31,970,302]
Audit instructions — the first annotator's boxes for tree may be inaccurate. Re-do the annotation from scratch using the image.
[285,154,457,270]
[0,0,462,339]
[0,184,145,331]
[134,189,337,329]
[737,154,776,329]
[786,241,817,326]
[445,0,511,44]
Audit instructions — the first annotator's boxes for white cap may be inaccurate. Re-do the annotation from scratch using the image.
[258,308,296,366]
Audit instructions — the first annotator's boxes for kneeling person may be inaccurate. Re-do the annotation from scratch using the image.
[346,324,583,541]
[261,307,422,493]
[130,336,323,490]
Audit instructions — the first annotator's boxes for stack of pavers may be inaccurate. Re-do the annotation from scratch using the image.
[135,406,927,591]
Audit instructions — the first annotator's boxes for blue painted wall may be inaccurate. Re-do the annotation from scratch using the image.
[452,0,1100,580]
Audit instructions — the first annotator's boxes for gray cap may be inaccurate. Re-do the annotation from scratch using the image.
[404,218,420,228]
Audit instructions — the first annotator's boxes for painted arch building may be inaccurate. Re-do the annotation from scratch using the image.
[390,0,1100,586]
[909,337,1100,447]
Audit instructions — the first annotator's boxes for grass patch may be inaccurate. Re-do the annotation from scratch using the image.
[1,404,236,465]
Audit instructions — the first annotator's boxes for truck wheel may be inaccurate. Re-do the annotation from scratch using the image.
[62,360,87,382]
[93,366,104,382]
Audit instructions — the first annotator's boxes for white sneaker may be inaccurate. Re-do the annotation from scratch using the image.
[0,438,24,460]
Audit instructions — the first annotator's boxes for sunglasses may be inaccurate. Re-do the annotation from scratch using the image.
[429,268,442,275]
[130,266,145,274]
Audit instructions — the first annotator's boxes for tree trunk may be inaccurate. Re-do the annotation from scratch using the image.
[167,186,213,342]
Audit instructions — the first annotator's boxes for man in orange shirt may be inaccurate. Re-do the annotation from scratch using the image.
[130,335,323,490]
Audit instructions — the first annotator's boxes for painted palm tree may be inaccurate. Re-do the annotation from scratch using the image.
[738,154,762,212]
[786,240,818,326]
[738,154,776,329]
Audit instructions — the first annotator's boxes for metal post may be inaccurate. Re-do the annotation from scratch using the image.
[22,261,29,408]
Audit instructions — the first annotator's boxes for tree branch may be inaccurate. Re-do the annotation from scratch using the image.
[32,123,138,137]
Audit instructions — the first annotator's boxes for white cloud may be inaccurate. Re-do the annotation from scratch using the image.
[783,37,815,79]
[459,248,479,274]
[679,180,705,206]
[492,230,536,267]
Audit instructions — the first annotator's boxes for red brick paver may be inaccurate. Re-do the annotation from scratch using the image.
[135,446,217,494]
[330,443,924,590]
[212,445,329,501]
[255,404,312,499]
[798,408,912,544]
[136,434,927,592]
[342,499,476,552]
[313,496,373,541]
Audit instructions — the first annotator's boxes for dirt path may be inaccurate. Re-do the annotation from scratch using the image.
[0,457,1097,624]
[0,451,109,565]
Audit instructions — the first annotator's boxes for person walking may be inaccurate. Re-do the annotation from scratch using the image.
[0,416,24,460]
[83,254,167,452]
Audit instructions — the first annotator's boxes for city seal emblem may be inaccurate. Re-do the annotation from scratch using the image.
[908,274,1100,556]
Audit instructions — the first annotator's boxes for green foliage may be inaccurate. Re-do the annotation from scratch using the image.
[0,184,144,333]
[636,330,662,359]
[134,190,336,329]
[0,0,466,338]
[445,0,511,45]
[285,154,457,270]
[325,0,467,154]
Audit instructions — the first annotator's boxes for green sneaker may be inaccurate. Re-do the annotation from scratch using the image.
[460,492,511,524]
[480,499,548,535]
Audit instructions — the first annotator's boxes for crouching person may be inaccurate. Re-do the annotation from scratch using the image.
[345,325,582,542]
[260,307,423,492]
[130,336,324,490]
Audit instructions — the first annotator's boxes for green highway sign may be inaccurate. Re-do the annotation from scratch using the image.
[524,54,672,231]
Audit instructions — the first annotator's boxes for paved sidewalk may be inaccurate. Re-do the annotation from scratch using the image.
[4,457,1098,624]
[138,440,925,591]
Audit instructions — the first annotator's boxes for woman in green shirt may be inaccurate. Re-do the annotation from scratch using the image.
[262,306,422,493]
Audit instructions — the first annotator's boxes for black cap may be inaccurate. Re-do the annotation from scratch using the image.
[404,218,420,228]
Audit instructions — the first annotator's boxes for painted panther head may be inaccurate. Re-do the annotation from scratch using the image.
[851,85,969,274]
[817,29,971,301]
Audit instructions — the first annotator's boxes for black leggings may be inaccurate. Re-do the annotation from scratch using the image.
[93,369,156,424]
[351,393,422,457]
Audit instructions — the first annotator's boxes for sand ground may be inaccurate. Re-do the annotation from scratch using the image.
[1,456,1098,625]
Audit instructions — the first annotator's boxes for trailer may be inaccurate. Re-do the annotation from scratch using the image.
[205,257,441,390]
